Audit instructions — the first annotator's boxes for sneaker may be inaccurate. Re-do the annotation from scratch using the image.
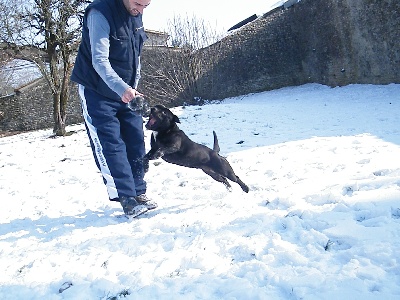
[119,196,148,217]
[136,194,158,210]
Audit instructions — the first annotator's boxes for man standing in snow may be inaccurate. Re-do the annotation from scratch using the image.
[71,0,156,217]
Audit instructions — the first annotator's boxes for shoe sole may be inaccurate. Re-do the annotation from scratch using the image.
[126,204,148,218]
[144,203,158,210]
[138,201,158,210]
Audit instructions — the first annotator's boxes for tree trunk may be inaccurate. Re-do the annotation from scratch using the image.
[53,92,66,136]
[53,59,73,136]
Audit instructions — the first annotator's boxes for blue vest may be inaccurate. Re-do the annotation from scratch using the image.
[71,0,147,100]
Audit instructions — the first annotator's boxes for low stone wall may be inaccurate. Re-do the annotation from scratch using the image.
[0,78,82,133]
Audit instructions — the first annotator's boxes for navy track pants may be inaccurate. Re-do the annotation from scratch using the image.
[78,84,146,200]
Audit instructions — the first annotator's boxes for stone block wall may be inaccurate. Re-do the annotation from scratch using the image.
[1,0,399,133]
[196,0,400,100]
[0,78,82,133]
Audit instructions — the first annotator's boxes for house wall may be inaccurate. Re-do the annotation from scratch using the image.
[144,30,169,47]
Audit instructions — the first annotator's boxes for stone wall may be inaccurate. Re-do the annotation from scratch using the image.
[196,0,400,100]
[1,0,399,133]
[0,78,82,133]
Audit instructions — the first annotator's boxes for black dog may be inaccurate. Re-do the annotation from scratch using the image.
[143,105,249,193]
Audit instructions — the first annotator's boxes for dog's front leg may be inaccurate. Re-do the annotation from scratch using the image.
[143,147,161,173]
[150,138,181,160]
[143,148,165,172]
[145,148,164,160]
[144,139,180,172]
[145,133,166,160]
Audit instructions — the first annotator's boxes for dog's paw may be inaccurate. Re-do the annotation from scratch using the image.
[154,150,164,160]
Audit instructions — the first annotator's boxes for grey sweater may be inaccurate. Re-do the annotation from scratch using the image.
[87,9,141,98]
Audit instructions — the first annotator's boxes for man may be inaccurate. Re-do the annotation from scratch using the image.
[71,0,156,217]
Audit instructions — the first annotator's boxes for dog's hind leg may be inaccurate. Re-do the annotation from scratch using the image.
[224,171,249,193]
[201,167,232,191]
[235,176,249,193]
[215,156,249,193]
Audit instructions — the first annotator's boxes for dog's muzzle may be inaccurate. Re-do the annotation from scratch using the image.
[145,114,157,129]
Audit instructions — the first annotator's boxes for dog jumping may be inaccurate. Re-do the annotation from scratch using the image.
[143,105,249,193]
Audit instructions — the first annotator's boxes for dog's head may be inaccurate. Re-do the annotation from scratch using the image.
[145,105,180,131]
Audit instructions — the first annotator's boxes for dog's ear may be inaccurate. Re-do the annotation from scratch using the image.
[173,114,180,123]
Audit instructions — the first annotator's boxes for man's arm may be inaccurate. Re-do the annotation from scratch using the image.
[87,9,140,102]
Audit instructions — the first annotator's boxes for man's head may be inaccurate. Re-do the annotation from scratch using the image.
[123,0,151,16]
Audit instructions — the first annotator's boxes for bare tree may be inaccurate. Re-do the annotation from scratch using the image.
[141,15,223,106]
[0,0,89,136]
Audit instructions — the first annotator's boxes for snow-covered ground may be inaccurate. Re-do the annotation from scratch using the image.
[0,83,399,299]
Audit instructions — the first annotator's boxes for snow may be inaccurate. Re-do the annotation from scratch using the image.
[1,83,400,299]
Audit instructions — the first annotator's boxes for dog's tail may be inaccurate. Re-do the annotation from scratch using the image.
[213,131,220,153]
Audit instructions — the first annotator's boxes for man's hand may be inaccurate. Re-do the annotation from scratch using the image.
[121,87,144,103]
[127,95,150,116]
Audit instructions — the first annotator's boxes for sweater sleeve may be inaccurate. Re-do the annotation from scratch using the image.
[87,9,130,98]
